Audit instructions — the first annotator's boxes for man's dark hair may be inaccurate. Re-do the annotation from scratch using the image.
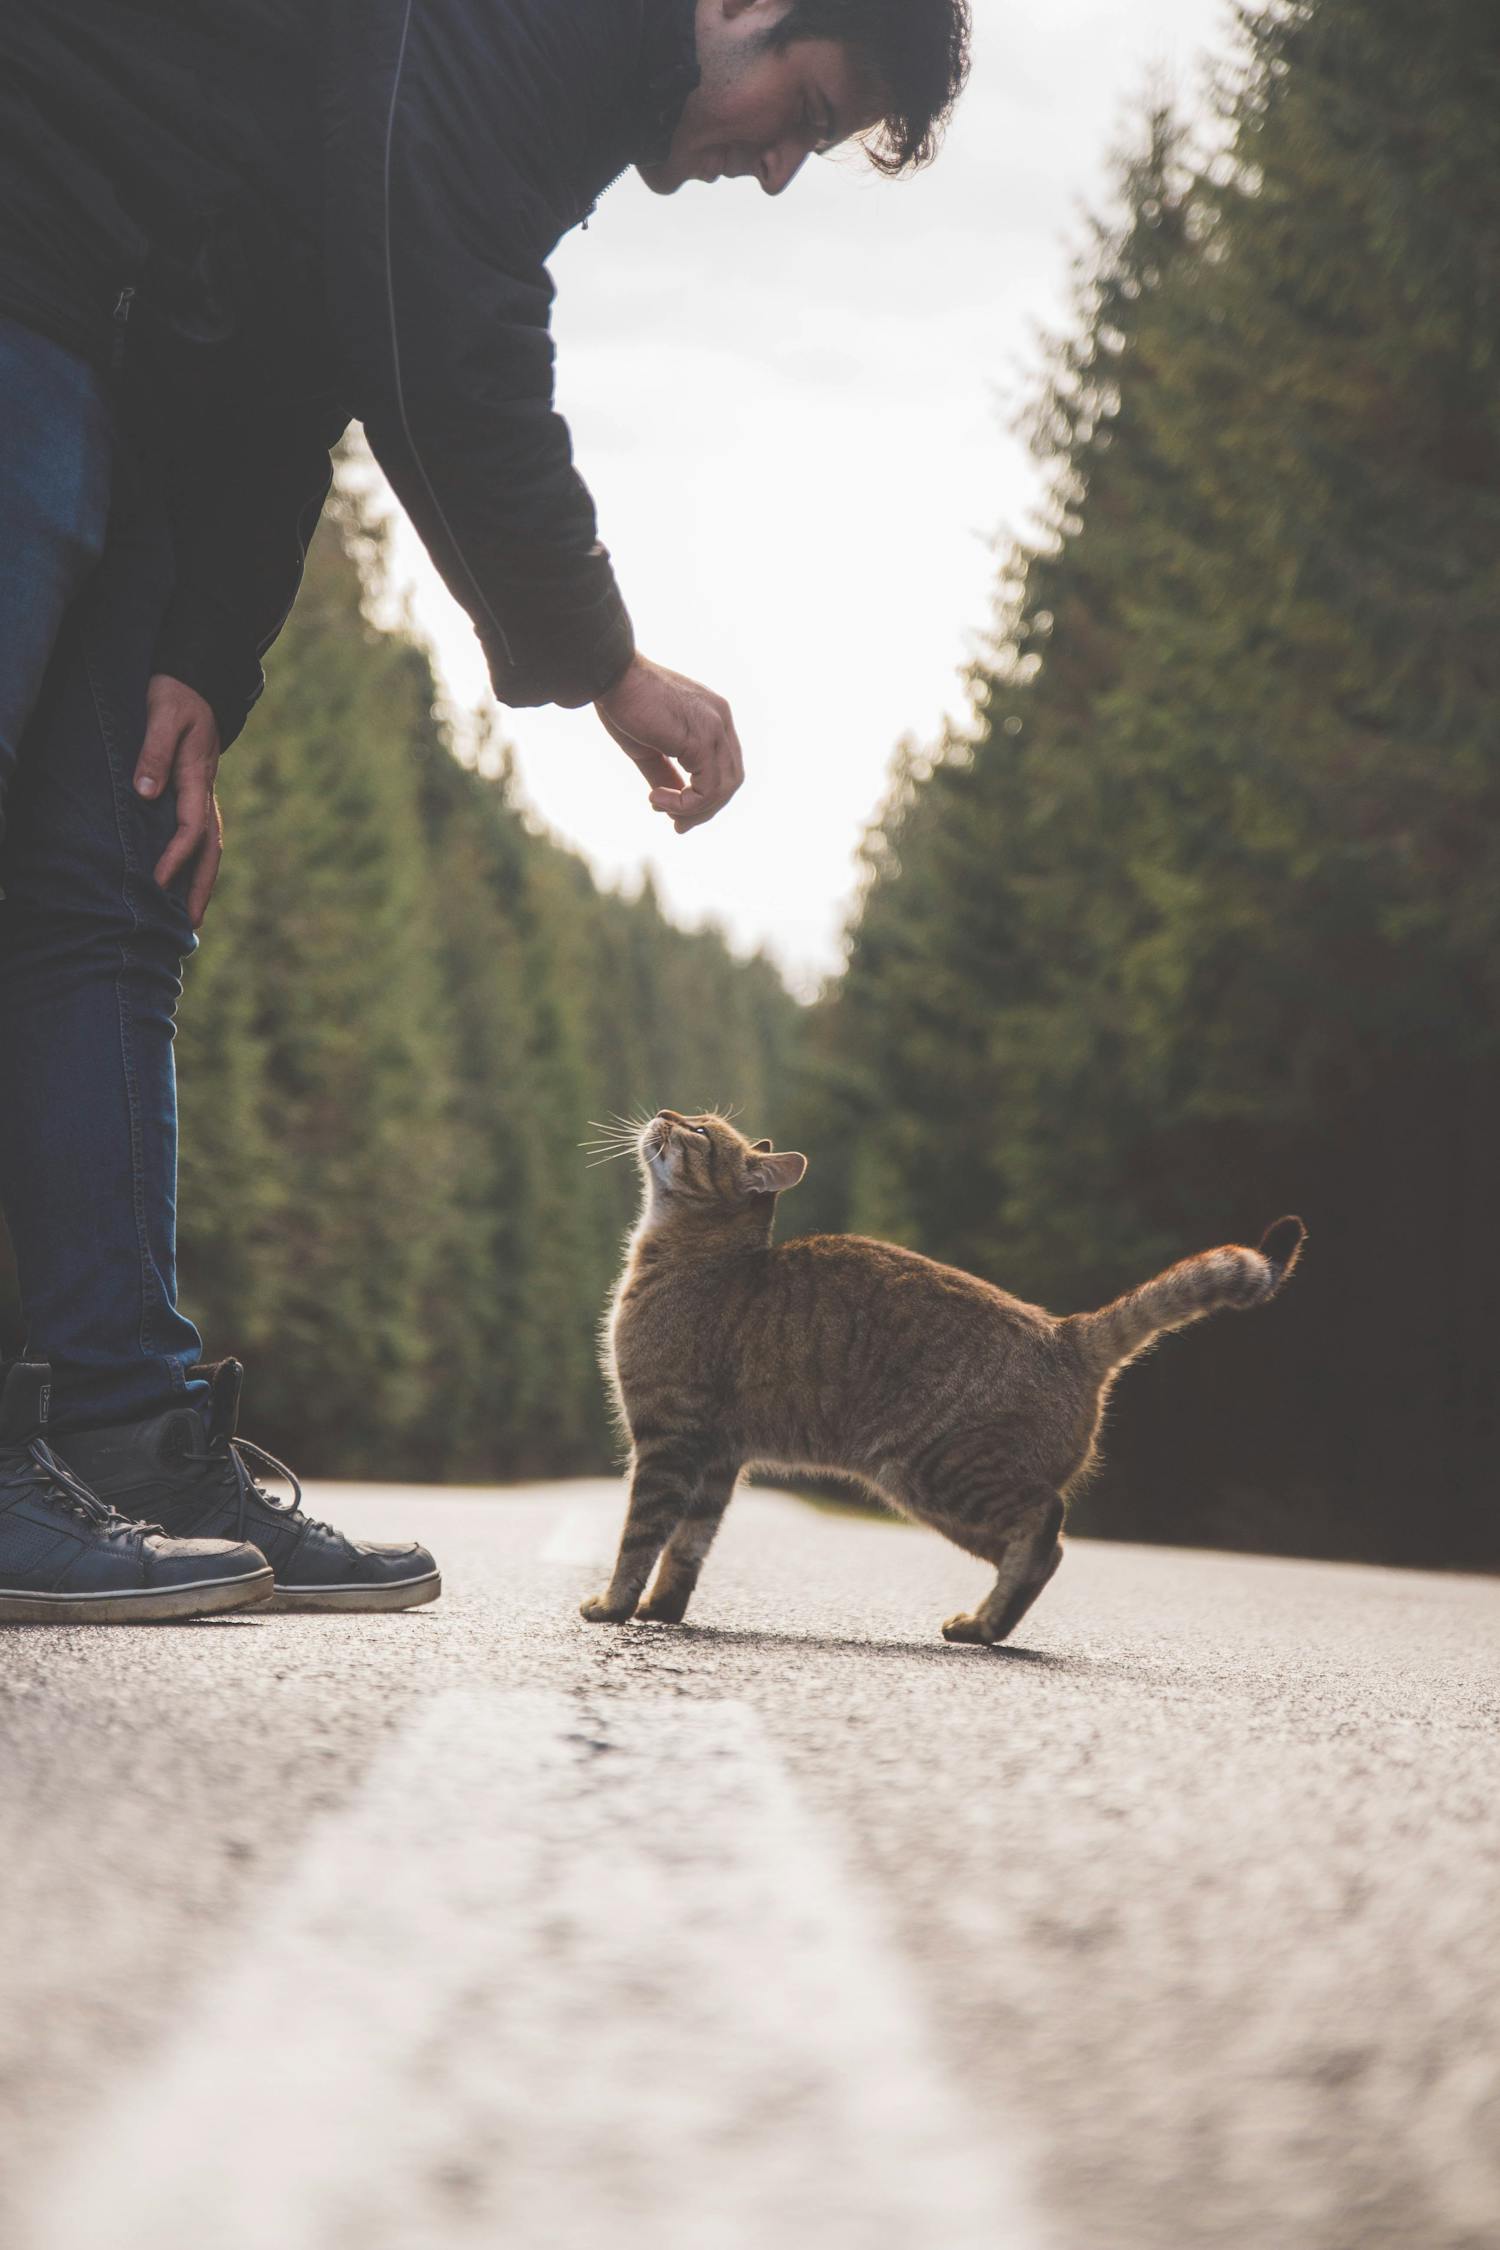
[764,0,972,174]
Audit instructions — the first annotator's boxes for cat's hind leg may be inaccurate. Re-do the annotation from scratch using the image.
[580,1434,723,1625]
[637,1463,741,1623]
[929,1483,1065,1648]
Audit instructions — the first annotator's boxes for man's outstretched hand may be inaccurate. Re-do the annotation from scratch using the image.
[594,654,744,831]
[134,674,223,929]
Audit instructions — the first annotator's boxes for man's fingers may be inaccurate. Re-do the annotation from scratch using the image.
[598,712,684,792]
[710,706,746,802]
[134,707,187,801]
[660,711,744,830]
[603,714,731,829]
[650,785,720,834]
[153,776,213,892]
[152,774,220,904]
[184,799,225,929]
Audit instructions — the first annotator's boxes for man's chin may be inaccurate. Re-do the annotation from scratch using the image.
[635,160,684,195]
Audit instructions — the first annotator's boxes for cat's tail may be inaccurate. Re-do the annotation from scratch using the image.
[1066,1217,1306,1376]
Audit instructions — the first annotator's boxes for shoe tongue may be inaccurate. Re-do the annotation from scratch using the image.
[204,1359,245,1446]
[0,1361,52,1445]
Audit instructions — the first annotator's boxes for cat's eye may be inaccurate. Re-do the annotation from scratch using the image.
[690,1125,710,1137]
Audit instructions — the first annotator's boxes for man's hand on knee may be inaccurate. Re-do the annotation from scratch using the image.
[594,654,745,832]
[135,674,223,928]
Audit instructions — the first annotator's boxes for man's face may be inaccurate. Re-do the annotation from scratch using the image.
[639,0,880,197]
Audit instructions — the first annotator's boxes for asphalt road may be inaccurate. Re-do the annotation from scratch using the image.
[2,1482,1496,2250]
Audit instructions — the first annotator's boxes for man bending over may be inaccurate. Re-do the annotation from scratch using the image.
[0,0,970,1619]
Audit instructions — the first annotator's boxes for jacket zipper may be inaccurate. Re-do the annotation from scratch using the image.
[111,284,136,370]
[580,166,628,231]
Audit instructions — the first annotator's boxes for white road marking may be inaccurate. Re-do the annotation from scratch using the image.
[21,1691,1046,2250]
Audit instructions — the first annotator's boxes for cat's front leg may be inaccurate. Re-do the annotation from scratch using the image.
[580,1433,715,1625]
[637,1461,741,1623]
[579,1592,639,1623]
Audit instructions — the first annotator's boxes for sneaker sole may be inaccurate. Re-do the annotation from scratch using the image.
[265,1569,442,1615]
[0,1565,274,1626]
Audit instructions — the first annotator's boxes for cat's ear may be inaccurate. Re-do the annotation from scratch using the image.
[746,1149,808,1195]
[751,1138,773,1153]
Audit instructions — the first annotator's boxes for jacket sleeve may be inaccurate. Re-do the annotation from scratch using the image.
[320,0,637,710]
[150,398,343,748]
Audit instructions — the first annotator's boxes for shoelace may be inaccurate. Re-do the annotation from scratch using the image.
[179,1434,339,1546]
[22,1437,157,1538]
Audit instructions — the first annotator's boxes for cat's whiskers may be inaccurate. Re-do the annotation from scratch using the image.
[581,1116,653,1169]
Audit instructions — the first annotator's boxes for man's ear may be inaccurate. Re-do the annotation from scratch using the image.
[751,1138,773,1153]
[746,1149,808,1195]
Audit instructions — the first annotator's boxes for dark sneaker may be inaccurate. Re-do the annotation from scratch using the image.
[54,1360,441,1614]
[0,1361,273,1623]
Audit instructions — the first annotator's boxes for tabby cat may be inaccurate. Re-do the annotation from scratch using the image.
[583,1110,1305,1646]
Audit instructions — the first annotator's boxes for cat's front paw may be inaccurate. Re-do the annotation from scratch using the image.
[580,1593,636,1625]
[637,1593,689,1624]
[941,1609,994,1645]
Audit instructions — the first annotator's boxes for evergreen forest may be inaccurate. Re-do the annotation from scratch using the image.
[1,495,801,1481]
[788,0,1500,1571]
[2,0,1494,1568]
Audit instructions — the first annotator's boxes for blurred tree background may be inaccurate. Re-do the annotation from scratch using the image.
[1,0,1495,1563]
[1,493,800,1480]
[787,0,1500,1570]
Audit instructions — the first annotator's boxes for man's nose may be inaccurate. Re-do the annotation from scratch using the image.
[757,140,810,196]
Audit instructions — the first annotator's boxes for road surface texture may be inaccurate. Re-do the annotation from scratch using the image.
[2,1482,1496,2250]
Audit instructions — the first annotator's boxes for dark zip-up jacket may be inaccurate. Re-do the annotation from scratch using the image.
[0,0,698,742]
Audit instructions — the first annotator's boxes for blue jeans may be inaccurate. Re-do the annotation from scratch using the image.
[0,314,206,1430]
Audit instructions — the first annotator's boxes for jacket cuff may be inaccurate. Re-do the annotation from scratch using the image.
[482,569,636,710]
[150,624,265,751]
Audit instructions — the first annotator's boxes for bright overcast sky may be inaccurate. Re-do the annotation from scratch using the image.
[376,0,1239,993]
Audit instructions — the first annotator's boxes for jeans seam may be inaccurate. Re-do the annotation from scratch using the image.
[83,640,173,1379]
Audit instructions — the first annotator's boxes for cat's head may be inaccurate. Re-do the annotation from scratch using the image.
[638,1110,807,1222]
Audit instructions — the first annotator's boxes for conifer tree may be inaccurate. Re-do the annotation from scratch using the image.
[811,0,1500,1566]
[161,495,806,1480]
